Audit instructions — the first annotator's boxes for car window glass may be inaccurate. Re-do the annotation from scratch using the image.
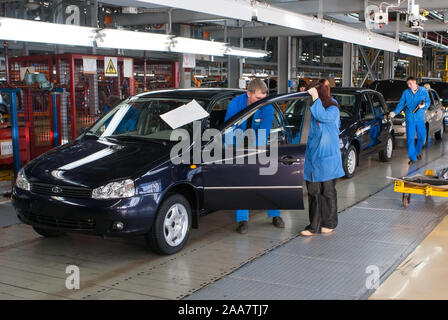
[360,95,373,120]
[207,96,233,129]
[430,91,440,108]
[369,93,385,116]
[223,98,308,148]
[223,104,288,148]
[283,96,312,140]
[331,93,356,119]
[270,107,289,145]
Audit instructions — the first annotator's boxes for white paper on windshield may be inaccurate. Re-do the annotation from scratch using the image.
[160,99,209,129]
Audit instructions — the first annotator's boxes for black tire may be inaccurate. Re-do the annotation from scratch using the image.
[146,194,192,255]
[435,122,444,141]
[379,135,393,162]
[33,226,65,237]
[402,194,410,208]
[343,145,357,179]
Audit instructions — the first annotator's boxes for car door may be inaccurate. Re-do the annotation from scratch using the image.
[429,90,444,132]
[358,93,376,153]
[201,95,306,211]
[367,92,389,150]
[426,90,436,132]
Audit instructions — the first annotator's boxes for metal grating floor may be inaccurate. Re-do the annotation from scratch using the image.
[186,154,448,300]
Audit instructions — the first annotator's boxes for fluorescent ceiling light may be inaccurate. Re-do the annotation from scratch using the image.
[226,46,268,58]
[170,37,227,56]
[0,17,96,47]
[96,29,172,52]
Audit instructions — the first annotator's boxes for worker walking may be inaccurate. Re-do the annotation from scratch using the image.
[224,79,285,234]
[388,77,431,165]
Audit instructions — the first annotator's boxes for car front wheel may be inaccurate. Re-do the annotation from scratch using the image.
[146,194,192,255]
[343,145,357,178]
[379,135,393,162]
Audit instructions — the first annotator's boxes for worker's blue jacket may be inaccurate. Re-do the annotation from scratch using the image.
[304,98,345,182]
[223,93,274,147]
[393,86,431,122]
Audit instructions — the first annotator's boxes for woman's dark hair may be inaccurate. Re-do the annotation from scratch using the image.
[305,79,339,109]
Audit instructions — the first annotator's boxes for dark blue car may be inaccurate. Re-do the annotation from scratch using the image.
[13,89,307,255]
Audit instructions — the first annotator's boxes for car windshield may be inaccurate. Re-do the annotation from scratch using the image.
[330,94,356,119]
[86,96,208,141]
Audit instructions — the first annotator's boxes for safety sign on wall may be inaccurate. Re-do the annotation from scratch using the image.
[183,54,196,69]
[105,57,118,77]
[0,140,12,158]
[82,58,97,74]
[123,59,133,78]
[20,66,35,80]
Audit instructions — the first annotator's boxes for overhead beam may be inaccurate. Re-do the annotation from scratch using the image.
[114,9,222,25]
[271,0,448,15]
[206,25,316,39]
[207,20,448,39]
[101,0,422,56]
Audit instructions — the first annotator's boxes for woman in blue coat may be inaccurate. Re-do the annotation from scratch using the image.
[301,80,345,236]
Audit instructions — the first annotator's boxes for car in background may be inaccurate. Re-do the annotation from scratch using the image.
[12,88,308,255]
[284,88,394,178]
[370,79,444,144]
[420,81,448,128]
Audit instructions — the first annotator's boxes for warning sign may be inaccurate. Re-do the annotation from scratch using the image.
[105,57,118,77]
[0,140,12,157]
[20,66,35,80]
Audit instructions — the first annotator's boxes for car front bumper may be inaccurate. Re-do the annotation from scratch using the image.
[393,123,406,137]
[12,187,161,237]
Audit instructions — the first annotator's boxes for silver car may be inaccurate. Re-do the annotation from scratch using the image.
[392,88,444,142]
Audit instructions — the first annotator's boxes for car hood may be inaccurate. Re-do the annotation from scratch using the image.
[25,137,171,188]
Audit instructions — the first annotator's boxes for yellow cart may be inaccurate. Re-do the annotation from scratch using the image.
[393,170,448,208]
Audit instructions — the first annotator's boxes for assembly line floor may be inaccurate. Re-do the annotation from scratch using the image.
[0,135,448,299]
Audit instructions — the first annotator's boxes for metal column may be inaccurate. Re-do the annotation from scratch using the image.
[227,38,240,88]
[278,36,290,94]
[179,24,192,89]
[383,51,395,79]
[342,42,353,87]
[290,38,297,90]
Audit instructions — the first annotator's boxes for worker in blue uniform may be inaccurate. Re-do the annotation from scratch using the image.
[223,79,285,234]
[301,80,345,236]
[388,76,431,164]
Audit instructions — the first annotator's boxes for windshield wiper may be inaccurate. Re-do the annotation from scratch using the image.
[109,135,169,146]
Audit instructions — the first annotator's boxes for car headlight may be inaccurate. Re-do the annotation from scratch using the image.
[92,179,135,199]
[15,168,30,191]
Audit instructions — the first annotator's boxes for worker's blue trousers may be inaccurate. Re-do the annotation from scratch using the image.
[236,209,280,223]
[406,121,426,162]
